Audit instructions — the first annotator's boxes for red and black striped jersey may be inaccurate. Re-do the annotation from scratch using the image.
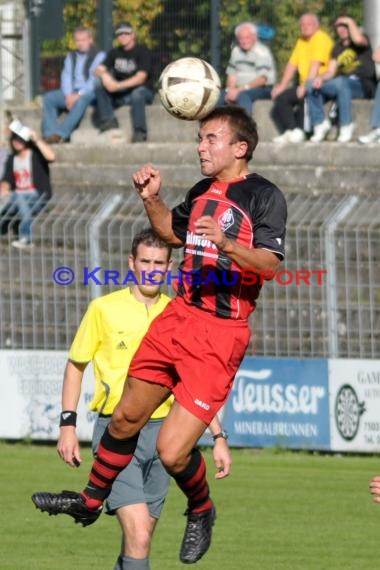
[171,172,287,320]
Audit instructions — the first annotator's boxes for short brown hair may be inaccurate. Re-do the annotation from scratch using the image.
[131,228,171,260]
[200,106,259,161]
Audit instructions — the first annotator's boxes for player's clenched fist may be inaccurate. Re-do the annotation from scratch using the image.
[369,476,380,503]
[133,164,161,200]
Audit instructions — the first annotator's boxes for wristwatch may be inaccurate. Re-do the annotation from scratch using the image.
[212,430,228,441]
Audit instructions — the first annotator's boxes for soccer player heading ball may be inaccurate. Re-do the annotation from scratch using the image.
[32,106,287,565]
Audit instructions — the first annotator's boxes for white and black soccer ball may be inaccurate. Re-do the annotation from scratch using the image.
[158,57,221,121]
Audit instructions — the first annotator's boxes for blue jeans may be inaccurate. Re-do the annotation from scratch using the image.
[306,76,366,127]
[42,89,95,140]
[95,84,154,133]
[370,81,380,129]
[218,86,272,115]
[6,190,42,240]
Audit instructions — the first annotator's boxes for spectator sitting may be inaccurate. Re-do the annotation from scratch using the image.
[271,13,333,144]
[42,27,105,144]
[307,16,377,143]
[94,22,154,143]
[218,21,276,115]
[358,47,380,144]
[0,120,55,249]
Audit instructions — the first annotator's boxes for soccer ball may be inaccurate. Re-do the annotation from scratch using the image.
[158,57,221,121]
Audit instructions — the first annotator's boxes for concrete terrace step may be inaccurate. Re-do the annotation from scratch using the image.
[6,99,375,143]
[7,103,199,143]
[50,159,380,195]
[51,140,380,169]
[4,101,379,196]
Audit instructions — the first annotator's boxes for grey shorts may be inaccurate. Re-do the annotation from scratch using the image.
[92,416,170,519]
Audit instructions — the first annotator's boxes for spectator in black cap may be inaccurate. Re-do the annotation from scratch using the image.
[94,22,154,142]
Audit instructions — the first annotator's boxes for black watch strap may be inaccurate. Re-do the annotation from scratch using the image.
[212,430,228,441]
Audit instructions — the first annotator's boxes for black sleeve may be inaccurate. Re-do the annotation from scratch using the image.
[332,44,340,59]
[32,149,52,198]
[137,45,153,74]
[1,154,15,187]
[171,191,192,243]
[252,186,287,258]
[103,48,117,71]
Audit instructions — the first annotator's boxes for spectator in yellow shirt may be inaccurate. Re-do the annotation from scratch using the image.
[271,13,334,143]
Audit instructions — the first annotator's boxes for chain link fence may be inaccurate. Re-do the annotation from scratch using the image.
[0,190,379,358]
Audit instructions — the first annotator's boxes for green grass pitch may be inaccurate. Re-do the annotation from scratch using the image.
[1,442,380,570]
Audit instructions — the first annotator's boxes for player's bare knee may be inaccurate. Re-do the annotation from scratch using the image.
[157,446,187,473]
[122,526,151,557]
[109,404,141,438]
[135,528,151,554]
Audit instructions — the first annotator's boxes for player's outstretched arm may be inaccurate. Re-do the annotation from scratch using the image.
[132,164,183,246]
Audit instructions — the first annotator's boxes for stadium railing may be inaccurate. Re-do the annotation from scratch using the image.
[0,190,379,358]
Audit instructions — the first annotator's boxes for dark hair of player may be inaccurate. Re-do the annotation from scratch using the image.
[199,105,259,161]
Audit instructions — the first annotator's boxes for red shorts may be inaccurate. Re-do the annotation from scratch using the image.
[128,297,251,423]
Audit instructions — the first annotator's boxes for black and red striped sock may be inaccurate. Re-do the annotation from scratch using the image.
[81,425,139,508]
[169,447,213,513]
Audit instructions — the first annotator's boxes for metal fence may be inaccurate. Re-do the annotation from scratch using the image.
[0,190,379,358]
[0,1,26,104]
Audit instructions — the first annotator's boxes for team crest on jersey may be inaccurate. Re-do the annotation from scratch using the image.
[218,208,234,232]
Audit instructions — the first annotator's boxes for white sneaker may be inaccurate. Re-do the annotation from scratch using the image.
[337,123,355,143]
[310,119,331,142]
[358,128,380,144]
[11,238,33,250]
[272,130,292,144]
[288,128,305,143]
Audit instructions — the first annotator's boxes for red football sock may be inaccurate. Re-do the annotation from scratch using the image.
[82,425,139,505]
[169,448,213,513]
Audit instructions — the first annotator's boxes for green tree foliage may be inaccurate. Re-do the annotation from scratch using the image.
[43,0,365,77]
[45,0,163,52]
[113,0,163,48]
[41,0,97,55]
[219,0,363,77]
[63,0,97,42]
[150,0,211,68]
